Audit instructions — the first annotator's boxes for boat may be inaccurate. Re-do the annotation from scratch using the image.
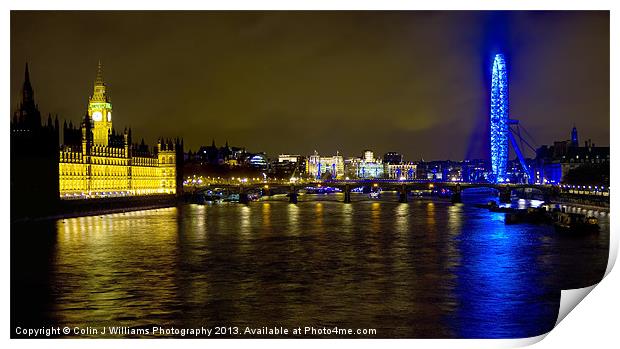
[489,205,514,213]
[553,212,599,234]
[504,207,552,225]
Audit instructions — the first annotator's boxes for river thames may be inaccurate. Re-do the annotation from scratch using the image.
[11,190,609,338]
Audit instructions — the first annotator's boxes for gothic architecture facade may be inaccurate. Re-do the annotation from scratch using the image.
[10,64,60,218]
[11,62,182,216]
[58,62,180,198]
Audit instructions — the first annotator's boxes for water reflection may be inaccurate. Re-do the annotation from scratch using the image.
[395,204,409,234]
[315,202,324,231]
[451,211,554,338]
[261,203,272,235]
[54,208,180,329]
[426,202,436,228]
[287,203,300,236]
[11,192,609,339]
[239,205,251,237]
[342,204,353,231]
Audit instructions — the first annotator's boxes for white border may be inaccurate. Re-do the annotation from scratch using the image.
[3,1,617,348]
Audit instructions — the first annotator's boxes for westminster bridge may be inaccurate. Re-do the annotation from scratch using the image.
[188,179,572,204]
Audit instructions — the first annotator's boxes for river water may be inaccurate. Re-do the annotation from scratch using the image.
[11,190,609,338]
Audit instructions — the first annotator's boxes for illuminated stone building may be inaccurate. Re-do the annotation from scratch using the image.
[307,151,345,179]
[385,163,417,180]
[58,63,179,198]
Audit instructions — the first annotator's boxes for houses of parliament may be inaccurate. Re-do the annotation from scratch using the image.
[11,62,183,217]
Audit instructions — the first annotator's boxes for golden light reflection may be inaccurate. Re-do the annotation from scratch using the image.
[189,204,207,240]
[426,202,436,228]
[342,203,353,234]
[239,205,251,237]
[54,208,179,327]
[287,204,299,235]
[447,204,462,234]
[395,203,409,234]
[315,203,324,231]
[262,203,272,234]
[445,204,462,269]
[371,202,380,232]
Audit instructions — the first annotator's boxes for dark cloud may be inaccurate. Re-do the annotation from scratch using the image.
[11,11,609,160]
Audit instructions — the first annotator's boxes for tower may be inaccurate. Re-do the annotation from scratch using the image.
[13,63,41,130]
[571,125,579,147]
[87,61,113,146]
[490,54,509,182]
[11,63,60,218]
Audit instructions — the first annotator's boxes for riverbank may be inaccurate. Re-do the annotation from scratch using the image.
[550,193,609,212]
[11,194,180,223]
[549,200,610,213]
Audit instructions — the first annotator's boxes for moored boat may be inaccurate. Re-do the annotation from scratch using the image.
[553,212,599,234]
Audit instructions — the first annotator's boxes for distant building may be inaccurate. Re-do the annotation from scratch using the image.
[244,153,269,171]
[460,159,489,182]
[307,151,344,179]
[383,152,403,165]
[357,161,384,179]
[10,64,60,218]
[278,154,301,163]
[571,125,579,147]
[386,163,416,180]
[273,154,306,179]
[534,127,609,184]
[417,161,444,181]
[363,150,375,162]
[344,157,361,179]
[196,140,245,166]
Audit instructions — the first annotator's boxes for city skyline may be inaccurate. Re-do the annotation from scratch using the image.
[11,11,609,161]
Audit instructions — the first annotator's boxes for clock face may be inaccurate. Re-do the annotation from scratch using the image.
[107,112,112,121]
[92,111,102,121]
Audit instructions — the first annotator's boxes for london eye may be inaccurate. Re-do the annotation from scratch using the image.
[489,53,534,184]
[490,53,509,183]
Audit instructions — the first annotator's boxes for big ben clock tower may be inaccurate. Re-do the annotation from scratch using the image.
[87,61,112,146]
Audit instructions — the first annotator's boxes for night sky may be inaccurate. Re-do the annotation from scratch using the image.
[10,11,609,161]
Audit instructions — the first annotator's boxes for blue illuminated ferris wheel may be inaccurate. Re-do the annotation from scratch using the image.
[489,54,533,184]
[490,54,509,182]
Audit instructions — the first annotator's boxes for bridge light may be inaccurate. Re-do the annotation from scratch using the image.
[264,185,269,189]
[429,184,434,189]
[373,183,378,187]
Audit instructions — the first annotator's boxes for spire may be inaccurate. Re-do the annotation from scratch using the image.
[95,60,104,86]
[22,63,34,105]
[571,124,579,147]
[90,61,108,103]
[25,63,30,85]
